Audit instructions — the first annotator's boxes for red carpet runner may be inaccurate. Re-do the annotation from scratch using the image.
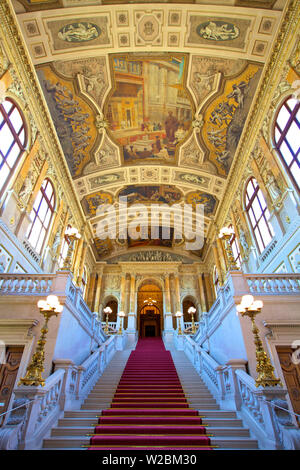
[88,337,213,450]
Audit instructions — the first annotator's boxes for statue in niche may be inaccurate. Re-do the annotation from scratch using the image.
[52,231,61,255]
[265,171,282,201]
[19,171,35,202]
[239,228,249,253]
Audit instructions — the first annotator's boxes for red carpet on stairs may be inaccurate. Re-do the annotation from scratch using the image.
[88,337,213,450]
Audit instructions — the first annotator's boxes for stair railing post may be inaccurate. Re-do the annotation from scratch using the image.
[223,360,247,410]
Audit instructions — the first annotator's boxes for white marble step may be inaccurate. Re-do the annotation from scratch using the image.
[43,435,258,449]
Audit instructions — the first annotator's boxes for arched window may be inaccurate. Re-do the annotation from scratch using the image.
[274,96,300,191]
[26,178,55,254]
[245,177,274,254]
[0,98,27,194]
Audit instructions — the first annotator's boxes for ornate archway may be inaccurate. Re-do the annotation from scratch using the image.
[137,281,163,337]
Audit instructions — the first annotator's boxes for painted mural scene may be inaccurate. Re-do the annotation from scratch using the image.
[106,55,193,164]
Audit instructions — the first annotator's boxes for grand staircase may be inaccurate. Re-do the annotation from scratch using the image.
[43,338,258,450]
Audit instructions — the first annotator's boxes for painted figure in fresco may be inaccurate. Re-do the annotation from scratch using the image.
[199,22,239,41]
[210,102,235,127]
[216,150,231,170]
[227,82,247,109]
[207,127,226,147]
[58,23,99,43]
[180,173,206,185]
[165,111,179,143]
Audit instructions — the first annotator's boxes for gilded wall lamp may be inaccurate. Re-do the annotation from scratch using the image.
[103,306,112,335]
[236,295,282,388]
[219,226,239,271]
[118,311,125,335]
[19,296,63,387]
[63,226,81,270]
[175,311,183,335]
[188,306,197,334]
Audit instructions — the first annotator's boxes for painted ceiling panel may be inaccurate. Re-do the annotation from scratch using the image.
[11,1,285,260]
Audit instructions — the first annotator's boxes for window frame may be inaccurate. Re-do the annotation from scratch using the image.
[244,177,274,254]
[0,98,27,197]
[26,178,56,255]
[273,95,300,193]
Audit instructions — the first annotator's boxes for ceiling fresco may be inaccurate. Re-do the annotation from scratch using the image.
[11,1,286,261]
[107,54,193,166]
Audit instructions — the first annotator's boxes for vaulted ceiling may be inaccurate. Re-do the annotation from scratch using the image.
[11,0,288,262]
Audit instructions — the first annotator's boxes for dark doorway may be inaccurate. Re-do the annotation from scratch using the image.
[145,325,156,337]
[0,346,24,426]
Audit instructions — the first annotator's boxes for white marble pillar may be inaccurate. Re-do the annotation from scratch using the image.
[127,274,137,332]
[163,274,174,333]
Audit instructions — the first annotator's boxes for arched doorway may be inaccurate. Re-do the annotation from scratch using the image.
[137,281,163,337]
[104,298,118,322]
[182,297,197,323]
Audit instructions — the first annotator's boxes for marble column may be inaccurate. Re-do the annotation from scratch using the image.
[216,238,227,282]
[72,237,83,282]
[127,274,136,332]
[93,272,103,315]
[76,242,87,287]
[87,273,96,311]
[174,273,184,331]
[212,243,223,288]
[163,274,173,332]
[197,272,207,314]
[203,273,214,311]
[117,273,127,330]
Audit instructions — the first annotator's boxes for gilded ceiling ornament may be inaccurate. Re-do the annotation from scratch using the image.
[288,37,300,75]
[0,40,9,77]
[197,21,239,41]
[192,113,204,133]
[95,112,108,133]
[57,22,101,43]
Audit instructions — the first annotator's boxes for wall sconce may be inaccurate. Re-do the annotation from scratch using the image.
[175,311,183,335]
[118,311,125,335]
[188,306,197,334]
[103,306,112,335]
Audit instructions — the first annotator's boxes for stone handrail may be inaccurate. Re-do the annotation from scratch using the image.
[0,270,107,345]
[183,322,199,334]
[235,369,300,450]
[178,333,300,449]
[0,274,55,294]
[244,274,300,294]
[0,334,122,450]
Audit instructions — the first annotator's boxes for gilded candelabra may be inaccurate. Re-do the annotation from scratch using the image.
[219,226,239,271]
[103,306,112,335]
[175,311,183,335]
[118,311,125,335]
[237,295,282,388]
[19,296,63,387]
[188,306,197,334]
[63,226,81,270]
